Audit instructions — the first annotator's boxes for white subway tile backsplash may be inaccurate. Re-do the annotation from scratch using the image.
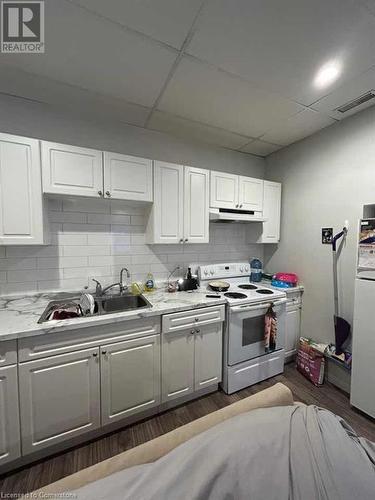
[49,212,87,224]
[0,199,263,296]
[63,246,110,257]
[0,258,37,270]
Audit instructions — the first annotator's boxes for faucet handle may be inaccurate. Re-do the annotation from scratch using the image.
[92,279,102,295]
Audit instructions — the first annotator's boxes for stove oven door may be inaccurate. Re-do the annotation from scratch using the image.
[228,299,286,366]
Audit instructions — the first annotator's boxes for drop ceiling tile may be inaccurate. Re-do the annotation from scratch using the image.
[71,0,203,49]
[187,0,375,105]
[312,67,375,119]
[0,0,177,107]
[0,65,150,127]
[361,1,375,15]
[261,109,336,146]
[240,140,283,157]
[158,56,303,137]
[148,111,252,149]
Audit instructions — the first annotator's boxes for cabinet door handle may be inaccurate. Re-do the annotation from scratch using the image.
[190,329,195,335]
[240,204,243,208]
[195,318,199,322]
[105,191,111,197]
[92,352,98,357]
[179,238,184,243]
[98,190,103,197]
[195,329,200,334]
[102,350,107,355]
[184,238,188,242]
[235,204,239,208]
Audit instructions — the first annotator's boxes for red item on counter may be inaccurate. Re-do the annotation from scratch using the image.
[274,272,298,284]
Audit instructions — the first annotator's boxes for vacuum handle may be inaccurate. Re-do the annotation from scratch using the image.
[332,229,346,252]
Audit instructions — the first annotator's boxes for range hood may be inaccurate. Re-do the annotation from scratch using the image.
[209,208,266,223]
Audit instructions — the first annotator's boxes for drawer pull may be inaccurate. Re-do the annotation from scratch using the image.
[195,318,199,322]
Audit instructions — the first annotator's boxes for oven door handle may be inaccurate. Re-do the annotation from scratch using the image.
[230,298,287,313]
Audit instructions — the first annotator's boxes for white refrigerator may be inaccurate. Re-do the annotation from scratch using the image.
[350,218,375,418]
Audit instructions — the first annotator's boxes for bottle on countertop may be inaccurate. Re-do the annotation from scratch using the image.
[144,272,155,292]
[250,258,263,283]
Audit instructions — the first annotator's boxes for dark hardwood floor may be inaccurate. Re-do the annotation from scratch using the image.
[1,363,374,495]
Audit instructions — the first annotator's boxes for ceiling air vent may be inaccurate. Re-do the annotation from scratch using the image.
[336,90,375,114]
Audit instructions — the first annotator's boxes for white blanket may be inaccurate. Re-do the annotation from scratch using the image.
[73,405,375,500]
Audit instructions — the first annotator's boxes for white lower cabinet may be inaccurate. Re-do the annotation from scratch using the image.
[162,319,223,403]
[100,335,160,425]
[285,293,302,361]
[194,324,223,391]
[162,329,195,402]
[19,348,101,455]
[0,365,21,465]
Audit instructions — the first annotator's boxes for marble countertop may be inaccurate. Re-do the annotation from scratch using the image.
[0,288,227,341]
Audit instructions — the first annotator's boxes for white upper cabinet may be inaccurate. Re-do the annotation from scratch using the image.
[238,176,263,211]
[247,180,281,244]
[147,162,209,244]
[210,171,238,209]
[147,161,184,244]
[184,166,209,243]
[41,141,103,198]
[210,171,263,211]
[103,152,153,202]
[0,133,45,245]
[260,181,281,243]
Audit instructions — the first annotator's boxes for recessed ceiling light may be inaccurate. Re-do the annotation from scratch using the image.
[314,61,342,89]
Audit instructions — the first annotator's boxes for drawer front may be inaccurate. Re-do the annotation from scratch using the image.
[162,305,225,334]
[18,317,160,362]
[0,340,17,367]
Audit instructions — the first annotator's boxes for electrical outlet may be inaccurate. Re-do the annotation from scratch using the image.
[322,228,333,244]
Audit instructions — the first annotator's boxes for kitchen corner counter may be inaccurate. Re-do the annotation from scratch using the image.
[0,289,227,341]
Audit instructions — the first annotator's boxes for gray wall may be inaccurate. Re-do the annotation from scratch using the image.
[265,105,375,345]
[0,94,264,177]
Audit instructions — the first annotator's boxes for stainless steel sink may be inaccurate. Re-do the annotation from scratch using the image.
[38,293,151,323]
[96,294,151,314]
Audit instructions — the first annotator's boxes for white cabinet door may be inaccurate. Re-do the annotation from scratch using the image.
[285,307,301,358]
[184,166,209,243]
[41,141,103,198]
[0,133,45,245]
[147,161,184,244]
[19,348,100,455]
[101,335,160,425]
[103,152,152,202]
[194,324,222,391]
[162,330,195,403]
[260,181,281,243]
[0,365,21,466]
[238,176,264,211]
[210,171,238,209]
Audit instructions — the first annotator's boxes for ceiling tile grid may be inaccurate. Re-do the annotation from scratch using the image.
[0,0,375,155]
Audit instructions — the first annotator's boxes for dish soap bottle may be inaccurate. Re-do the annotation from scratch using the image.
[144,272,155,292]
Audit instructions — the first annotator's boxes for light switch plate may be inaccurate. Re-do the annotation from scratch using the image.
[322,228,333,244]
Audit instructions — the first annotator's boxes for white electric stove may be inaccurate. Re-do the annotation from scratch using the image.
[197,262,287,394]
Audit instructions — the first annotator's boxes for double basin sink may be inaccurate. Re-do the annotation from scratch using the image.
[38,293,152,323]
